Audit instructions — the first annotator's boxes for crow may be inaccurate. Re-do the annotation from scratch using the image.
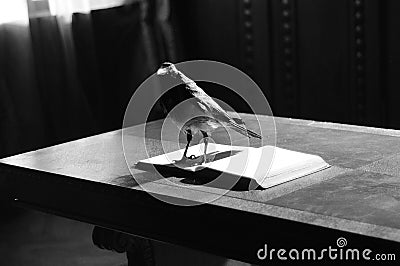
[157,62,261,164]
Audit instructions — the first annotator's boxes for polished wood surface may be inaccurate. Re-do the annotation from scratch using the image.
[1,114,400,264]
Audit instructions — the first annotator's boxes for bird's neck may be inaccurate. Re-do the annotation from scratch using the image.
[175,71,196,87]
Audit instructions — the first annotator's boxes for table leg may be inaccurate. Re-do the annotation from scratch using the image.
[92,226,155,266]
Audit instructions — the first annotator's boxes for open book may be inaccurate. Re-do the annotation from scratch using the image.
[136,143,330,189]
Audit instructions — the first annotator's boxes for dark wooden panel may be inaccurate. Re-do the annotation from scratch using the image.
[296,0,351,123]
[170,0,241,67]
[250,0,273,100]
[386,0,400,129]
[168,0,400,130]
[237,0,272,100]
[351,0,383,127]
[365,0,384,127]
[169,0,273,114]
[268,0,299,116]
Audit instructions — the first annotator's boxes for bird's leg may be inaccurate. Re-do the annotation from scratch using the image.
[174,130,197,166]
[201,131,209,164]
[182,130,192,159]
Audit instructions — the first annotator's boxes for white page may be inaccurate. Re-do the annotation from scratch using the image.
[137,143,330,188]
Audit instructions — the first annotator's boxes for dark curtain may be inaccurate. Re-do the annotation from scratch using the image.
[0,0,174,158]
[0,22,48,156]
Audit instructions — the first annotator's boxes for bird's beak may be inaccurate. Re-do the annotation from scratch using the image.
[157,68,167,75]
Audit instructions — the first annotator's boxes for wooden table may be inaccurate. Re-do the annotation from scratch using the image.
[1,114,400,264]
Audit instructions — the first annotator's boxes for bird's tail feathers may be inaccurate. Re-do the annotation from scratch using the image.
[229,122,262,139]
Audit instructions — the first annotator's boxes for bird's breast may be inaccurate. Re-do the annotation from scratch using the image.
[183,116,221,135]
[167,98,208,128]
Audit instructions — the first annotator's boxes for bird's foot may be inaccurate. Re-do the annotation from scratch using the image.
[173,155,207,166]
[173,155,199,166]
[190,156,206,165]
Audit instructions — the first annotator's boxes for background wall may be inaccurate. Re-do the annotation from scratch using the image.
[1,0,400,158]
[170,0,400,129]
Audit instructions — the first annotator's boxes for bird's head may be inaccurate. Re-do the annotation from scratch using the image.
[157,62,178,76]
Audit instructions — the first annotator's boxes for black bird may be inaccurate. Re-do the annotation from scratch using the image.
[157,62,262,164]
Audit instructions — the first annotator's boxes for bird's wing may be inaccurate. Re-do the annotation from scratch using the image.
[195,94,262,138]
[188,85,244,125]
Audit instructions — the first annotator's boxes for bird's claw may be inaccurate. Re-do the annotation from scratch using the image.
[173,155,200,166]
[184,155,207,165]
[190,156,206,165]
[173,154,209,167]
